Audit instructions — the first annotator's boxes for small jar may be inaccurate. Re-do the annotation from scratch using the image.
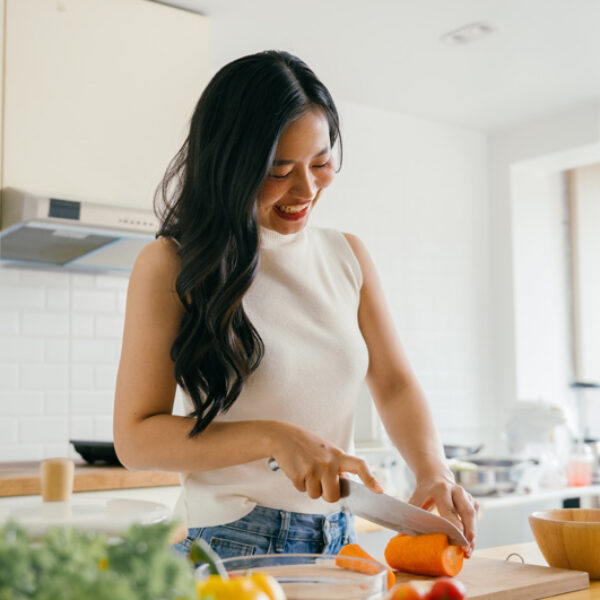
[567,442,594,487]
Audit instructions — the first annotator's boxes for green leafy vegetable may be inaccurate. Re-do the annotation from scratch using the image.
[0,520,195,600]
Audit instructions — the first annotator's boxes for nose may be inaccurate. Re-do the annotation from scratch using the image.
[291,167,317,200]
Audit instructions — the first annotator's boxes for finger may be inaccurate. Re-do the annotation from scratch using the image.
[451,486,478,549]
[410,492,435,511]
[342,456,383,493]
[321,468,341,503]
[305,476,323,500]
[432,487,464,533]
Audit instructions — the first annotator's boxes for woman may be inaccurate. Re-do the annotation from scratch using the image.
[113,50,477,559]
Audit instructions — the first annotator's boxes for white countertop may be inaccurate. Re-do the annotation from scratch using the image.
[475,483,600,509]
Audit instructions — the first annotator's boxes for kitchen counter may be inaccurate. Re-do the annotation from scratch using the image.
[474,542,599,599]
[0,461,180,497]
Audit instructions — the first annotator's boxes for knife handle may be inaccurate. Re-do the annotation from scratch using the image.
[268,458,279,471]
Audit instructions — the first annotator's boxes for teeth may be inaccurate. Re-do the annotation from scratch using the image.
[276,203,309,214]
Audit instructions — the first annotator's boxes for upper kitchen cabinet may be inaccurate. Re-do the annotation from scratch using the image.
[2,0,210,209]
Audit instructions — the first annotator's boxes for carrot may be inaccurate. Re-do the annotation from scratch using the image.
[335,543,396,590]
[384,533,465,577]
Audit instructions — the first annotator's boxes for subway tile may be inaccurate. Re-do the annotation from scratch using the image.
[20,269,69,287]
[71,289,116,313]
[94,365,118,390]
[0,338,44,362]
[70,390,113,415]
[70,339,118,364]
[0,391,44,415]
[0,418,18,443]
[69,416,94,440]
[45,288,70,310]
[0,267,21,284]
[71,314,94,337]
[93,416,114,441]
[0,312,19,335]
[95,275,129,290]
[0,444,44,462]
[71,365,94,389]
[117,292,127,313]
[94,315,125,339]
[44,391,70,415]
[19,365,69,390]
[43,443,71,459]
[19,417,69,443]
[21,312,69,336]
[0,365,19,389]
[0,286,45,310]
[45,339,70,363]
[70,273,96,289]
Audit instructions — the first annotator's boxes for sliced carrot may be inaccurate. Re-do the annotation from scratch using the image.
[384,533,465,577]
[335,543,396,590]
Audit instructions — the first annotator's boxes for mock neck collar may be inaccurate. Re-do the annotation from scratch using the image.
[259,226,306,249]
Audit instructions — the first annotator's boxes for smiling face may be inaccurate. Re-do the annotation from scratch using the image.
[257,108,336,234]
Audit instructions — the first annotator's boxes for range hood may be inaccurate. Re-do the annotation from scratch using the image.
[0,189,157,272]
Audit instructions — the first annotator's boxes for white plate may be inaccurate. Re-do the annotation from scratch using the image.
[0,496,171,539]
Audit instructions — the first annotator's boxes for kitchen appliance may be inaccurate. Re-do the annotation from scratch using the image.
[443,443,483,459]
[0,188,156,272]
[451,458,537,496]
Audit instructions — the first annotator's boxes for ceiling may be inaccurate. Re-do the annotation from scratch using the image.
[157,0,600,132]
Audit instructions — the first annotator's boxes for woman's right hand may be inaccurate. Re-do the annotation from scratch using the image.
[268,421,383,502]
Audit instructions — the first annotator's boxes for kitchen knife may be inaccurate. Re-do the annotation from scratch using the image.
[339,478,468,546]
[267,458,468,546]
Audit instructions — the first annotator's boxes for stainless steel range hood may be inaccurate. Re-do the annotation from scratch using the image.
[0,189,157,272]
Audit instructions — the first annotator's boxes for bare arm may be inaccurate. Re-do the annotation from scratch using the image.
[343,233,477,550]
[113,238,380,502]
[113,238,278,472]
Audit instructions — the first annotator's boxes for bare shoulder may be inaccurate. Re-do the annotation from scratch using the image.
[128,238,182,308]
[342,232,375,273]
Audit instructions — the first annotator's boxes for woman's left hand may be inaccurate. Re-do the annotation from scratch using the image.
[408,472,479,557]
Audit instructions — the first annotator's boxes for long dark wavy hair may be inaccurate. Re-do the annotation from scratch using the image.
[155,51,342,437]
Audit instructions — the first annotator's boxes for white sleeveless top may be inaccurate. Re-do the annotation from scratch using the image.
[173,226,369,527]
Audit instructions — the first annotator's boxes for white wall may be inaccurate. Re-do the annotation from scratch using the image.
[312,101,493,449]
[489,102,600,448]
[0,100,493,462]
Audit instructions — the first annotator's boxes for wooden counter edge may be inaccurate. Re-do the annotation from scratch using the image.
[0,465,180,497]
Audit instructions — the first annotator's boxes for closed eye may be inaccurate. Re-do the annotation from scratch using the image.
[313,160,331,169]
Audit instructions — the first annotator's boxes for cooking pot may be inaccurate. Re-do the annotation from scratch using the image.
[451,458,535,496]
[443,443,483,459]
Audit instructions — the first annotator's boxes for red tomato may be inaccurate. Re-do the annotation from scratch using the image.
[389,583,425,600]
[427,578,466,600]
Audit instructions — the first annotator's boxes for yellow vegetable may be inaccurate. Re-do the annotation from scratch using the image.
[248,573,286,600]
[196,574,271,599]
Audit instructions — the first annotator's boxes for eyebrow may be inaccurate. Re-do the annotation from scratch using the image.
[272,147,330,166]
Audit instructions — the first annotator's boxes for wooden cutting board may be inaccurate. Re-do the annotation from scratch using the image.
[393,557,590,599]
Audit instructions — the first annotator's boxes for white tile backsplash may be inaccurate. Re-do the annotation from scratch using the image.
[0,267,127,461]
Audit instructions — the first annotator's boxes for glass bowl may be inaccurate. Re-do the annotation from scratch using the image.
[195,553,388,599]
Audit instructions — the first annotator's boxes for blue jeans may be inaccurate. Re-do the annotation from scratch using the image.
[172,504,358,562]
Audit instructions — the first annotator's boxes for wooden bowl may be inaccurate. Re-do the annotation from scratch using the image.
[529,509,600,578]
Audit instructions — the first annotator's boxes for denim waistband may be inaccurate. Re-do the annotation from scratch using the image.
[218,504,353,543]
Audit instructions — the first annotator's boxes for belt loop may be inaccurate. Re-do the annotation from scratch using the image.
[275,510,291,553]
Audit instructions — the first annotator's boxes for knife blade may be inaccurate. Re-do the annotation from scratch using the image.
[267,459,468,546]
[339,478,468,547]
